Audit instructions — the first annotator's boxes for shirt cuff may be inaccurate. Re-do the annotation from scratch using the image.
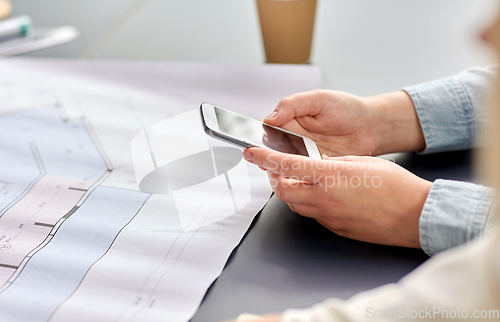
[403,77,478,154]
[419,179,495,256]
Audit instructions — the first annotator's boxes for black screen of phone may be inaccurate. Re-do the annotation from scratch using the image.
[214,107,309,156]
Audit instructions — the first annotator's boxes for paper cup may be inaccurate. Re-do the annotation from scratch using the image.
[256,0,317,64]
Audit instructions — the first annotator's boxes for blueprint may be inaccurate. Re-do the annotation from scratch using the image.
[0,59,321,321]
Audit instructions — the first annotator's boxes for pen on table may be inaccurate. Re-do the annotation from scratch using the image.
[0,15,32,41]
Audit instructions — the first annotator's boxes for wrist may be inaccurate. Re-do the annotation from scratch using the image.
[365,91,426,155]
[402,178,433,249]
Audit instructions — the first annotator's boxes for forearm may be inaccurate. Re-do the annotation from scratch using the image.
[365,66,496,156]
[365,91,426,155]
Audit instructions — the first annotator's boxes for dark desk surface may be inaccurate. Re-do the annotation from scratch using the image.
[192,150,474,322]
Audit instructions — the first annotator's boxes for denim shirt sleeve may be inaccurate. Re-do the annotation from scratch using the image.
[419,179,496,256]
[403,66,496,154]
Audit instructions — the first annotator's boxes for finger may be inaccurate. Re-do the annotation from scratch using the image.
[244,147,330,181]
[258,165,268,171]
[263,90,331,127]
[322,155,362,162]
[268,171,318,206]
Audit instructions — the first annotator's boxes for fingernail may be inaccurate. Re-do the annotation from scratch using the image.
[266,110,278,120]
[244,150,254,163]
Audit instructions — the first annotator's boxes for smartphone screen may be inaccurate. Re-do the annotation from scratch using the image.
[214,107,309,156]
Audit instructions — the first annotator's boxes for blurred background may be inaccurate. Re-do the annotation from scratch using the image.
[7,0,500,95]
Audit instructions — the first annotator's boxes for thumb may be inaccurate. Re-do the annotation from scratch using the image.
[263,106,294,127]
[263,91,324,127]
[263,95,304,127]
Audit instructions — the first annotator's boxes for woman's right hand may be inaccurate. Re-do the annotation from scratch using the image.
[263,89,426,157]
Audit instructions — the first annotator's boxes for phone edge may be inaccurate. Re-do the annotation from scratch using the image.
[200,102,252,149]
[200,102,322,159]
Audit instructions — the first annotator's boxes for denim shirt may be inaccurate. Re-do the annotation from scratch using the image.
[403,66,497,256]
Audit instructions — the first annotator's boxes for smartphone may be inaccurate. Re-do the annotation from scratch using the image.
[200,102,322,159]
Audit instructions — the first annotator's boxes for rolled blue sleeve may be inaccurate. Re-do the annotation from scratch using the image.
[419,179,496,256]
[403,66,496,154]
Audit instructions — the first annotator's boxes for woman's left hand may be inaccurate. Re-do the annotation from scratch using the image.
[243,147,432,248]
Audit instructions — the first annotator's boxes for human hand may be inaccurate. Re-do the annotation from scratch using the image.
[264,90,425,157]
[243,147,432,248]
